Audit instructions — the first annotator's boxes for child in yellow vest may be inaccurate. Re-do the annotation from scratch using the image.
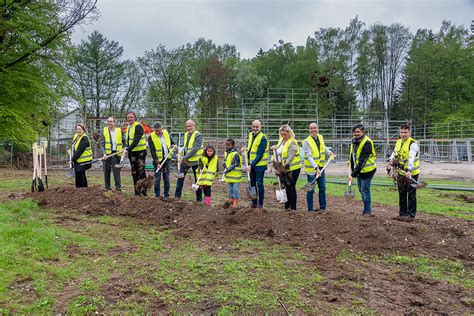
[223,139,242,208]
[197,145,218,206]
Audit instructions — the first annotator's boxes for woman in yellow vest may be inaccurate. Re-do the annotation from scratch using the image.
[98,116,123,191]
[70,123,92,188]
[273,124,301,211]
[197,145,218,206]
[223,138,242,208]
[349,124,377,216]
[389,124,420,219]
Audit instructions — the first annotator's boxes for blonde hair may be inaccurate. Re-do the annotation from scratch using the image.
[279,124,295,139]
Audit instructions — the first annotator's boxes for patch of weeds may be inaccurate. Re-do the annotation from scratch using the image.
[383,254,473,288]
[334,305,376,315]
[336,249,366,263]
[67,295,106,314]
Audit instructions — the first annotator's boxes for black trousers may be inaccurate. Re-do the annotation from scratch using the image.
[203,186,212,197]
[397,174,418,218]
[103,153,121,190]
[284,168,300,210]
[175,164,202,201]
[75,170,88,188]
[129,150,147,195]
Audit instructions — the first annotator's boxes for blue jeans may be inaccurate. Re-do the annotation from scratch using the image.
[306,171,326,211]
[250,168,265,207]
[357,176,373,214]
[154,160,170,197]
[228,182,240,199]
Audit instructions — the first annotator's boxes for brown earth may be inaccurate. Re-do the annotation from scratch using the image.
[22,182,474,314]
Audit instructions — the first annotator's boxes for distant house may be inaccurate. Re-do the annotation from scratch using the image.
[49,109,82,156]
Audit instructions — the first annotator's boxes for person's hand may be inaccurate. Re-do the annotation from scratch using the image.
[348,175,353,183]
[102,154,108,160]
[246,165,251,173]
[316,169,321,178]
[270,145,277,150]
[405,171,411,178]
[122,149,128,157]
[331,152,337,158]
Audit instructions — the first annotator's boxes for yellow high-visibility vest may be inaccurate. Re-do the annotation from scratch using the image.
[149,129,171,161]
[395,137,420,176]
[184,130,203,163]
[126,121,147,152]
[103,127,123,154]
[72,133,92,163]
[350,135,377,173]
[197,155,218,186]
[304,134,326,173]
[224,151,242,183]
[247,132,269,167]
[277,137,301,171]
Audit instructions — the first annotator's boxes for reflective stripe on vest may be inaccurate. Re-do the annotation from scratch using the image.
[103,127,123,154]
[150,129,171,161]
[304,134,326,174]
[224,151,242,183]
[184,130,203,162]
[197,155,218,186]
[126,121,147,152]
[73,133,92,163]
[395,137,420,176]
[247,132,269,167]
[350,135,377,173]
[277,138,301,171]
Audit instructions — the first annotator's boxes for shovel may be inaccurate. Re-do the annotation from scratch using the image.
[177,147,185,178]
[344,178,355,198]
[115,151,127,168]
[191,168,205,191]
[66,149,74,179]
[31,144,37,192]
[303,155,335,192]
[36,146,45,192]
[242,147,257,200]
[43,142,48,188]
[155,145,176,175]
[272,148,287,203]
[399,170,428,189]
[81,150,122,166]
[218,169,226,182]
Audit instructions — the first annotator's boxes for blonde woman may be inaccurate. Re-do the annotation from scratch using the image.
[272,124,302,211]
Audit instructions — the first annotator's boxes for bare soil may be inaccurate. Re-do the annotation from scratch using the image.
[22,179,474,314]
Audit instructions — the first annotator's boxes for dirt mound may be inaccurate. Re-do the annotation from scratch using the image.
[26,185,473,263]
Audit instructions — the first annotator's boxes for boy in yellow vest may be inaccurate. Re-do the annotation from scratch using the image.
[349,124,377,216]
[148,121,175,198]
[98,117,123,191]
[389,124,420,219]
[223,139,242,208]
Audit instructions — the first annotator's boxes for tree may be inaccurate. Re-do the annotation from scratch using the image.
[0,0,97,147]
[68,31,127,129]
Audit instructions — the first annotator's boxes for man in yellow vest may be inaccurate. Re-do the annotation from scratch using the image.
[302,123,336,212]
[174,119,204,202]
[246,119,269,208]
[98,117,123,191]
[389,124,420,219]
[122,111,148,196]
[148,121,175,198]
[349,123,377,217]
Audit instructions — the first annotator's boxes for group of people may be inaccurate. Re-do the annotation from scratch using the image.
[69,112,420,219]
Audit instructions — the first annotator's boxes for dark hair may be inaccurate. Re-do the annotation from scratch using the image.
[226,138,235,146]
[400,123,411,130]
[126,111,136,118]
[75,123,86,132]
[352,123,365,132]
[203,145,216,159]
[153,121,163,129]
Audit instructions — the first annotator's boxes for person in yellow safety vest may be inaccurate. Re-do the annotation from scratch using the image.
[174,119,204,202]
[98,117,123,191]
[273,124,301,212]
[349,123,377,217]
[197,145,218,206]
[148,121,175,198]
[70,123,92,188]
[122,111,148,196]
[246,119,269,208]
[223,138,242,208]
[302,123,336,212]
[389,123,420,219]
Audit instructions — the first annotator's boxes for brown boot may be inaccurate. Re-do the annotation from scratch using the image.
[223,198,233,209]
[232,198,239,208]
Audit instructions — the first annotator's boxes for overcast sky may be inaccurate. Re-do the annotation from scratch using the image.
[71,0,473,60]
